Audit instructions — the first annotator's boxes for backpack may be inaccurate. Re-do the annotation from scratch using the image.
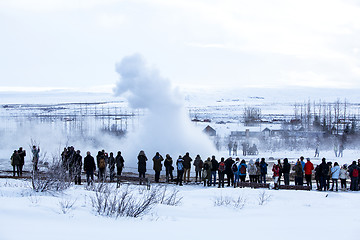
[218,162,225,172]
[99,158,106,169]
[353,168,359,178]
[232,163,238,173]
[240,165,246,174]
[177,161,184,171]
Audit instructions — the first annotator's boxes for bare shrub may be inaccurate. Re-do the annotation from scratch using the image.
[214,195,232,207]
[233,195,247,209]
[90,184,159,218]
[157,186,183,206]
[31,156,71,193]
[258,190,271,205]
[214,194,246,209]
[58,198,77,214]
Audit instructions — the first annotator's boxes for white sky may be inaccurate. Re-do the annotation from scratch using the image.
[0,0,360,91]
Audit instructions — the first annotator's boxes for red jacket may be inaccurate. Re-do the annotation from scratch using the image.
[272,164,280,177]
[304,161,314,175]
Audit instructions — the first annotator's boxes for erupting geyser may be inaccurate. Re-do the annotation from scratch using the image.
[114,54,217,167]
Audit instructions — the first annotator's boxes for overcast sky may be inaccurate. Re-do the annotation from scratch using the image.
[0,0,360,92]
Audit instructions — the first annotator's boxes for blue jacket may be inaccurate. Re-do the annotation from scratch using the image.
[260,161,268,174]
[331,166,340,179]
[238,163,247,176]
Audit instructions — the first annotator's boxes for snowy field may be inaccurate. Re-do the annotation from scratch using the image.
[0,178,359,240]
[1,86,360,240]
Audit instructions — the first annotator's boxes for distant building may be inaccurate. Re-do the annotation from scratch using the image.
[203,125,216,136]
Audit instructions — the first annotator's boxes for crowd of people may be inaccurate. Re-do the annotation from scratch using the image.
[9,147,360,191]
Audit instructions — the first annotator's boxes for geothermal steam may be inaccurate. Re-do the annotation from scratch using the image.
[114,54,217,165]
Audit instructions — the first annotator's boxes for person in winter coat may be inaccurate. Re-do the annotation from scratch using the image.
[210,155,219,186]
[314,165,321,190]
[334,143,338,157]
[260,158,268,184]
[115,151,125,177]
[233,142,238,156]
[225,157,235,186]
[202,157,212,187]
[218,157,226,188]
[292,159,303,186]
[11,150,21,176]
[318,158,329,191]
[272,161,280,189]
[248,159,257,183]
[338,144,344,157]
[31,145,40,172]
[182,152,192,183]
[176,156,184,186]
[330,162,340,191]
[348,161,359,191]
[84,151,96,186]
[282,158,291,185]
[233,158,240,187]
[304,158,314,189]
[108,152,115,182]
[228,141,233,156]
[339,164,348,191]
[137,150,147,180]
[74,150,83,185]
[255,159,261,183]
[239,159,247,182]
[96,151,106,182]
[164,154,174,182]
[193,155,203,183]
[153,152,164,183]
[18,147,26,176]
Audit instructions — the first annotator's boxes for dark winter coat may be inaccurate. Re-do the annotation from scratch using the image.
[282,160,291,174]
[224,158,235,174]
[182,154,192,169]
[11,152,21,166]
[193,156,203,172]
[319,162,329,177]
[153,154,164,172]
[18,149,26,166]
[348,163,359,178]
[108,156,115,171]
[138,153,147,173]
[260,161,268,175]
[164,156,174,170]
[115,154,124,169]
[74,153,82,174]
[84,155,96,172]
[211,158,219,171]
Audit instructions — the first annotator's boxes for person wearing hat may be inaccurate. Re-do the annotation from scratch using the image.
[304,158,314,189]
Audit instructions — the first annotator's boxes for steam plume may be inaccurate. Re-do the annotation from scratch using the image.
[114,54,216,166]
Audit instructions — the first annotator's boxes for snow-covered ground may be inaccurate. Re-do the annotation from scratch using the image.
[1,86,360,240]
[0,178,359,240]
